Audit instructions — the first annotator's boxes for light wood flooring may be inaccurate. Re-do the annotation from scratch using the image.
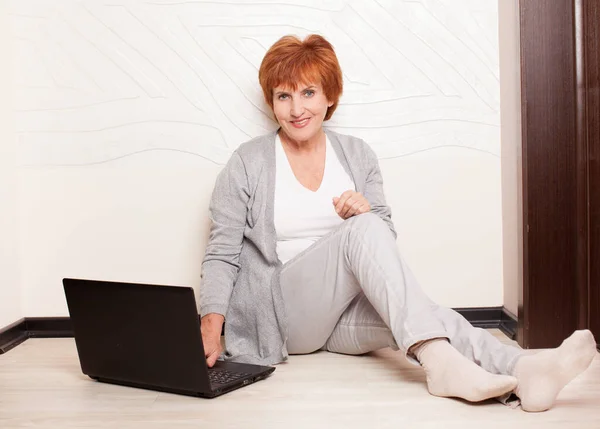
[0,330,599,429]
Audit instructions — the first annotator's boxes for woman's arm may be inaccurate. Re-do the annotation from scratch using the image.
[362,143,397,239]
[200,151,250,318]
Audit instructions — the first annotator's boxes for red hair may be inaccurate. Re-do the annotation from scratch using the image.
[259,34,343,121]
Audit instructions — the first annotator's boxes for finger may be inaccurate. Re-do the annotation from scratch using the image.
[332,197,340,206]
[335,196,350,214]
[358,203,371,214]
[343,196,365,218]
[206,349,219,367]
[341,197,357,218]
[337,194,355,216]
[345,200,364,218]
[348,194,369,216]
[335,191,354,213]
[347,199,366,218]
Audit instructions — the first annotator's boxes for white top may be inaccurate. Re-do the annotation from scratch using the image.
[274,134,356,263]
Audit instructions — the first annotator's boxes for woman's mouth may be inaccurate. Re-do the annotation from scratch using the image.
[290,118,310,128]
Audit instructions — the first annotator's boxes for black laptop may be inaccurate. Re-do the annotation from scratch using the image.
[63,278,275,398]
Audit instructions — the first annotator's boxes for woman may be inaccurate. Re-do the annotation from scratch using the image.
[199,34,597,412]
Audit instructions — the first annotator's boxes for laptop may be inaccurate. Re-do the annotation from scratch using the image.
[63,278,275,398]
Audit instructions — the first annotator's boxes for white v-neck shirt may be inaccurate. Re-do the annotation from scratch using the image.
[274,134,356,263]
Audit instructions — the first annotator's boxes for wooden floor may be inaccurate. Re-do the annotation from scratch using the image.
[0,330,599,429]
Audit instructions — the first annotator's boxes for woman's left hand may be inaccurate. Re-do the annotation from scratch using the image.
[333,190,371,219]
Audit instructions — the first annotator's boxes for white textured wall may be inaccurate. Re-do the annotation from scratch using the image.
[10,0,503,317]
[0,2,23,329]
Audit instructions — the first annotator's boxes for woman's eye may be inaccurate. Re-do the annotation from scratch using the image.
[278,94,289,100]
[304,90,315,97]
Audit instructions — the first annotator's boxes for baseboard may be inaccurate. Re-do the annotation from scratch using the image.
[498,308,518,341]
[447,306,517,340]
[0,307,518,355]
[25,317,73,338]
[0,317,73,355]
[0,319,28,354]
[454,307,503,328]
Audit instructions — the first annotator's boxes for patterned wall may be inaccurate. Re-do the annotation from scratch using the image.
[10,0,500,167]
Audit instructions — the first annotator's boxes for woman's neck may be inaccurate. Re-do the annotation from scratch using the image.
[278,128,326,154]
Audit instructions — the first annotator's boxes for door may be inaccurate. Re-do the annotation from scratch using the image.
[519,0,600,349]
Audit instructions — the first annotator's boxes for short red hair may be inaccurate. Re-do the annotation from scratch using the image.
[259,34,343,121]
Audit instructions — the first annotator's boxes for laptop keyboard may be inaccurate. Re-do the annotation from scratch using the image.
[208,368,250,385]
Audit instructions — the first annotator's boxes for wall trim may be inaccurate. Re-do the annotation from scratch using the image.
[0,308,518,355]
[454,307,517,340]
[0,317,72,354]
[0,318,28,354]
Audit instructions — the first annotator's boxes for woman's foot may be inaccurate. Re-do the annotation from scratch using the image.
[414,339,518,402]
[514,330,597,412]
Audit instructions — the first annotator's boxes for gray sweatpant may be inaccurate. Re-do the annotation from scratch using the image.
[279,213,523,376]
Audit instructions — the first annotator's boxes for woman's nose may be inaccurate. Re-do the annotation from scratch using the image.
[290,98,304,117]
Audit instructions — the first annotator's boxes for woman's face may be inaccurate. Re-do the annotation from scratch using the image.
[272,82,333,144]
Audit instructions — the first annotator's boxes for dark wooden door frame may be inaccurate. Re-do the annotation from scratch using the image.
[584,1,600,347]
[519,0,599,348]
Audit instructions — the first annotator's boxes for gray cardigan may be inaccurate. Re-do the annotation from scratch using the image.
[200,129,396,365]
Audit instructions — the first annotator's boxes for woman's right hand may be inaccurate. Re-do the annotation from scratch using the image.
[201,313,225,367]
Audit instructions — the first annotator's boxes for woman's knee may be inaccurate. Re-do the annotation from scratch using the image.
[287,342,324,355]
[344,212,387,233]
[324,326,396,355]
[341,213,395,247]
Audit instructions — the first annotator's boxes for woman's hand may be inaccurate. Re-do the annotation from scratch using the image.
[201,313,225,367]
[332,190,371,219]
